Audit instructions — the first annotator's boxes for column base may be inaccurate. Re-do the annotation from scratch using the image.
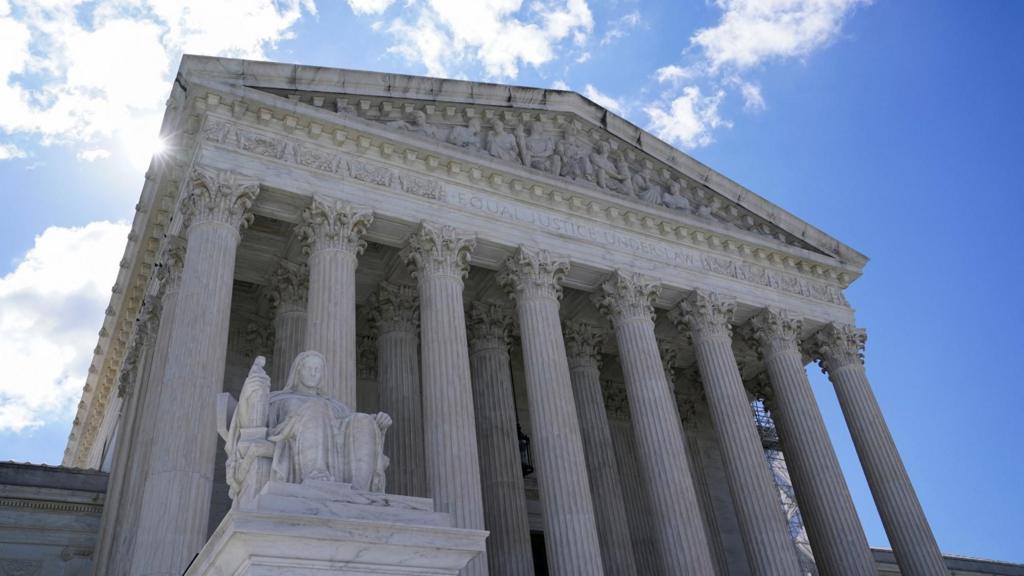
[185,481,488,576]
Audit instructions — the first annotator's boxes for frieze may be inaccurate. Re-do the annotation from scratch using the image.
[348,158,394,187]
[200,117,846,307]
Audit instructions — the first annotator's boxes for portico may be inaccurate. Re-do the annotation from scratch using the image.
[70,56,947,576]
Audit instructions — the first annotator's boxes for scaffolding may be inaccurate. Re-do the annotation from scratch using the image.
[752,399,819,576]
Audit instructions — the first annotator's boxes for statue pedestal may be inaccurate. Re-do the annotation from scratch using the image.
[185,481,488,575]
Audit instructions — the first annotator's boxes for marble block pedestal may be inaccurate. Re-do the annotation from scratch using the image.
[185,480,488,576]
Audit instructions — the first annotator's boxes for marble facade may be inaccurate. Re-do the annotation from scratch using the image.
[66,56,949,575]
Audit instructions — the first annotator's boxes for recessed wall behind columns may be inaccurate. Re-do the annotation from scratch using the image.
[195,135,855,327]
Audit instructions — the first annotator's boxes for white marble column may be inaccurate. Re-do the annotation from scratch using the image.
[466,301,535,576]
[300,195,373,407]
[595,272,716,574]
[674,290,802,576]
[811,323,948,576]
[266,259,308,388]
[93,290,160,576]
[748,308,876,575]
[402,222,488,576]
[497,247,605,575]
[369,281,427,497]
[563,321,638,576]
[603,386,660,576]
[131,169,259,576]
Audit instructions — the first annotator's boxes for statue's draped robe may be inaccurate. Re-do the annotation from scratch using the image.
[267,391,387,490]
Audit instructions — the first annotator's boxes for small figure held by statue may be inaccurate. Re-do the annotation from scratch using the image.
[219,350,392,510]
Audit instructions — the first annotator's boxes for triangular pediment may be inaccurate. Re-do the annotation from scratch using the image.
[180,56,867,273]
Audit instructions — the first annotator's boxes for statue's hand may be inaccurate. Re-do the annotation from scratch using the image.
[374,412,393,432]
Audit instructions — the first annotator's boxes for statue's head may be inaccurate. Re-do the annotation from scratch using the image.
[284,350,326,394]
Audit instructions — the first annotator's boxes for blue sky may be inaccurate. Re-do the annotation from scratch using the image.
[1,0,1021,565]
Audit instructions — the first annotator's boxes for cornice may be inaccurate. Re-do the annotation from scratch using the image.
[178,55,868,272]
[195,104,851,309]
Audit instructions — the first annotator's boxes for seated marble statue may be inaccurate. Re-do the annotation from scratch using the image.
[222,350,392,507]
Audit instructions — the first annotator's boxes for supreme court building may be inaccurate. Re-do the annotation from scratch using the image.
[59,56,956,575]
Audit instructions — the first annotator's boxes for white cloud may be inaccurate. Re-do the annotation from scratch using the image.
[740,81,765,112]
[655,64,698,85]
[583,83,624,115]
[551,80,570,90]
[600,10,641,45]
[0,221,129,432]
[0,0,315,162]
[0,143,26,159]
[384,0,594,79]
[77,148,111,162]
[644,86,728,149]
[643,0,865,148]
[692,0,868,71]
[347,0,396,15]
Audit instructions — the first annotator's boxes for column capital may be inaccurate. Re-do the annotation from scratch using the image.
[601,381,630,421]
[497,246,570,301]
[181,168,260,232]
[563,320,605,370]
[810,323,866,375]
[266,260,309,315]
[299,195,374,255]
[593,270,661,323]
[402,221,476,279]
[358,333,377,380]
[659,340,680,386]
[369,281,419,334]
[466,300,513,354]
[748,307,803,359]
[154,235,187,295]
[243,316,274,360]
[672,289,736,342]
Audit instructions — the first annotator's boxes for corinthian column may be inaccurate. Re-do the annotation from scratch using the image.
[466,301,535,576]
[401,222,488,576]
[674,291,802,576]
[497,247,604,575]
[811,323,948,576]
[748,309,876,575]
[369,281,426,497]
[603,386,660,575]
[299,195,373,407]
[266,260,308,388]
[563,321,638,576]
[131,169,259,576]
[595,272,716,574]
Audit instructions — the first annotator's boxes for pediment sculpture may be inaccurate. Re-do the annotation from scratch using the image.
[217,350,392,510]
[257,88,809,250]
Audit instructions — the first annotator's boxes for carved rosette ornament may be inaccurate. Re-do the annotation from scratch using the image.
[810,322,867,375]
[563,321,605,370]
[673,289,737,343]
[180,168,260,232]
[593,270,661,324]
[748,307,803,361]
[401,221,476,279]
[465,300,513,354]
[266,260,309,314]
[369,282,419,334]
[496,246,570,301]
[298,195,374,255]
